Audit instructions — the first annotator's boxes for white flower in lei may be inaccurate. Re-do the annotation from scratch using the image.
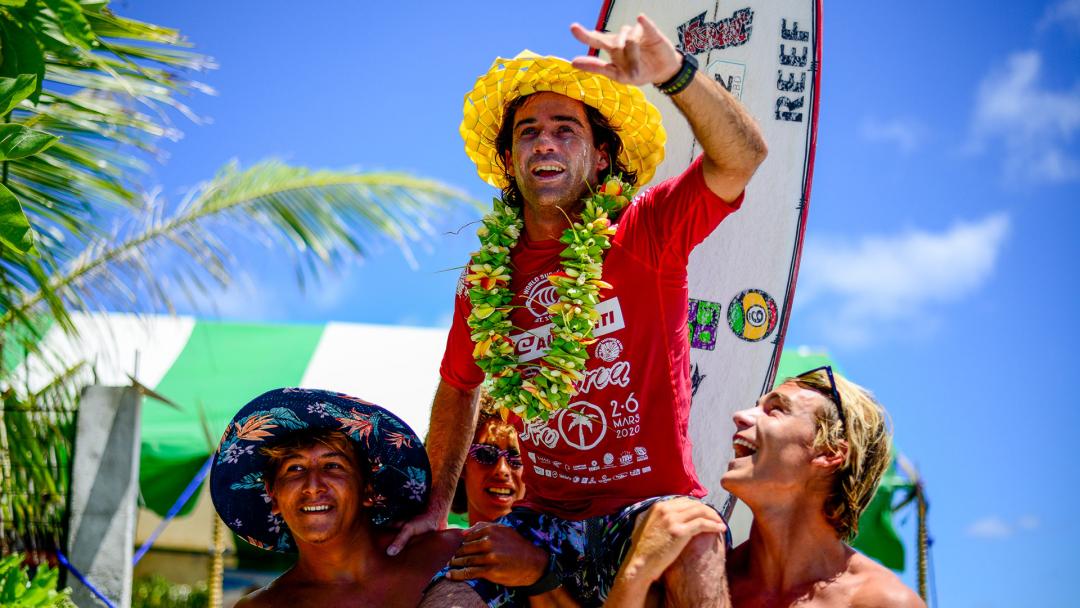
[466,176,635,421]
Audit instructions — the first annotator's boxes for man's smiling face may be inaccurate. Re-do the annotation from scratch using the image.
[721,381,832,499]
[505,92,609,214]
[464,422,526,523]
[267,440,364,545]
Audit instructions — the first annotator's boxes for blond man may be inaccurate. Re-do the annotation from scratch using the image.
[607,368,925,608]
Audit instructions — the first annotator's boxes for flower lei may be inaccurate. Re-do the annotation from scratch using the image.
[466,176,635,421]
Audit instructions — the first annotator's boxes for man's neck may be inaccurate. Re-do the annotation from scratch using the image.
[291,527,387,583]
[740,496,851,593]
[521,199,582,241]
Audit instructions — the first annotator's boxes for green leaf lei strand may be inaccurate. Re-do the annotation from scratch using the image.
[466,176,635,421]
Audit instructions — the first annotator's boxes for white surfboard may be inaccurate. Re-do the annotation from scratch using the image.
[593,0,821,539]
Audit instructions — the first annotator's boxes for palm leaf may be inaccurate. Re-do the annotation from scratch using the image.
[0,0,213,344]
[5,161,476,322]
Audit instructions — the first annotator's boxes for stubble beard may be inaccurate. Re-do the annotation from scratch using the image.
[520,170,600,222]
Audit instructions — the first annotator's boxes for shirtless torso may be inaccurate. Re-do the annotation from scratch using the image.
[236,529,464,608]
[726,543,923,608]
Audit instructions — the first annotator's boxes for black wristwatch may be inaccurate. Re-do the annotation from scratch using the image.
[655,52,699,96]
[517,554,561,597]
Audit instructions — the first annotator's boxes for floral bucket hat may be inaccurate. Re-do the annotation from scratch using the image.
[209,387,430,553]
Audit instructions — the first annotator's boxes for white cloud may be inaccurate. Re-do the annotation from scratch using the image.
[966,514,1041,539]
[967,51,1080,183]
[1039,0,1080,34]
[966,516,1014,539]
[860,116,925,154]
[798,214,1010,347]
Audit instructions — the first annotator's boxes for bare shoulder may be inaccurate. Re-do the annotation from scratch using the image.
[233,569,305,608]
[848,552,925,608]
[419,527,466,552]
[233,584,274,608]
[399,527,465,566]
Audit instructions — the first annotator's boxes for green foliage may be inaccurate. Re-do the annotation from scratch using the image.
[0,554,74,607]
[0,183,33,253]
[0,0,473,557]
[0,74,35,115]
[0,18,45,102]
[0,124,58,160]
[1,365,80,554]
[0,0,215,332]
[131,575,208,608]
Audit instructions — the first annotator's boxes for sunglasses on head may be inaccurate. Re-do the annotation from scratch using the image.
[797,365,847,431]
[468,443,523,469]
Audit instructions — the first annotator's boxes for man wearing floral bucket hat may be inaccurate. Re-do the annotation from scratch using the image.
[210,388,463,608]
[399,14,768,608]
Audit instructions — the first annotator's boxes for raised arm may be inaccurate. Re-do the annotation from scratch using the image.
[570,14,767,201]
[388,379,479,555]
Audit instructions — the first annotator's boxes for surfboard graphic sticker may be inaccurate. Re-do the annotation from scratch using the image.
[593,0,821,533]
[728,288,779,343]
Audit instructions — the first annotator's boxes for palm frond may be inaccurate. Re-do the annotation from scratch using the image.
[6,161,477,321]
[0,0,213,340]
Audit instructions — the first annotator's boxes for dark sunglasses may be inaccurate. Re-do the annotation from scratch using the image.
[468,443,524,470]
[797,365,847,431]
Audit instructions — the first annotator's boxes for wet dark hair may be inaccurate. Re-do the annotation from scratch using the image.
[493,94,638,209]
[261,430,361,489]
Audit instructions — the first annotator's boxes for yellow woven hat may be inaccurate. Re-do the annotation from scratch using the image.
[460,50,667,189]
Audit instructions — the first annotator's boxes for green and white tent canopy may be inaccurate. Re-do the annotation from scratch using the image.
[10,312,449,517]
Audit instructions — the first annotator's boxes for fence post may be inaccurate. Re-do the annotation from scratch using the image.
[66,386,141,608]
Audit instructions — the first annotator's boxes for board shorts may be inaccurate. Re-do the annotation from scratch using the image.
[433,495,732,607]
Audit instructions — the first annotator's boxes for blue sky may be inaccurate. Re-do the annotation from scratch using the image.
[121,1,1078,605]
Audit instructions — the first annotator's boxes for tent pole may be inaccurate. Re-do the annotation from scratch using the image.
[917,482,928,602]
[209,514,225,608]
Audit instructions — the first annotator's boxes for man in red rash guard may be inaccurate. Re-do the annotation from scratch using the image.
[403,15,767,608]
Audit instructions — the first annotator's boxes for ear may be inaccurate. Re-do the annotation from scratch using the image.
[812,442,848,472]
[597,143,610,173]
[361,480,377,508]
[265,480,280,515]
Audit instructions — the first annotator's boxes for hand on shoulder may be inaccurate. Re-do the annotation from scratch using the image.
[393,525,466,566]
[387,504,449,556]
[446,522,550,587]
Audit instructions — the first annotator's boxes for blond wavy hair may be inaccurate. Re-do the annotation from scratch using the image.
[789,369,892,540]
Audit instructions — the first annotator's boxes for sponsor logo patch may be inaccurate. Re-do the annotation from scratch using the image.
[727,289,778,342]
[513,298,626,362]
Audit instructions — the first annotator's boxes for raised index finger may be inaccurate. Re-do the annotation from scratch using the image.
[636,13,664,40]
